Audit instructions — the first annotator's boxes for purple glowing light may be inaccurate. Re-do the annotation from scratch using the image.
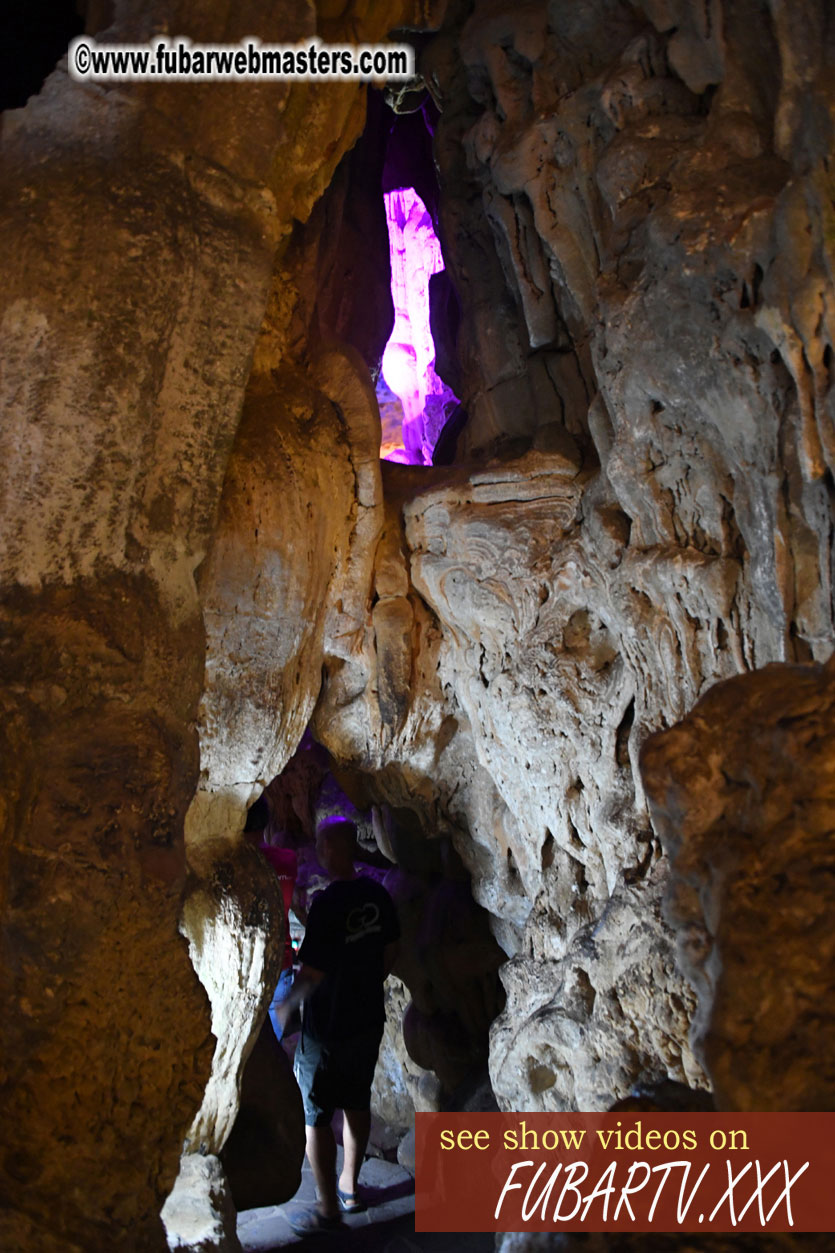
[379,187,458,465]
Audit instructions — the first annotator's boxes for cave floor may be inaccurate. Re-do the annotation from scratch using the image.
[236,1149,493,1253]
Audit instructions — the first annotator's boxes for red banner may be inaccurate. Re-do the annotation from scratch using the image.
[415,1113,835,1233]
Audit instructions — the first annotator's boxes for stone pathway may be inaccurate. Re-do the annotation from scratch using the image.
[236,1150,493,1253]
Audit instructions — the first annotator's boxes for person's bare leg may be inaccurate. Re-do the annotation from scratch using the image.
[339,1108,371,1196]
[305,1124,340,1218]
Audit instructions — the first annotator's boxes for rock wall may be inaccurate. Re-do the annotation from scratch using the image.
[4,0,835,1245]
[0,1,441,1247]
[642,654,835,1111]
[315,0,835,1116]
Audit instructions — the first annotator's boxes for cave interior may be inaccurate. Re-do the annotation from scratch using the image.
[1,0,835,1250]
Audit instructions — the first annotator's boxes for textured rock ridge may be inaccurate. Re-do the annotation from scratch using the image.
[405,451,707,1109]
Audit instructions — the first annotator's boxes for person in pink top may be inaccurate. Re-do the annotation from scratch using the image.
[243,796,298,1042]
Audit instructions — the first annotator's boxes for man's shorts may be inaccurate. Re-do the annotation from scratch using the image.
[294,1025,383,1126]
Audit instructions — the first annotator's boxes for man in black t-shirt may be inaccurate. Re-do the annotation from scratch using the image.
[277,817,399,1235]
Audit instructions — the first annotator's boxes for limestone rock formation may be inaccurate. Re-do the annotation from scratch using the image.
[4,0,835,1246]
[316,447,706,1108]
[372,974,428,1128]
[642,655,835,1111]
[160,1154,241,1253]
[186,362,361,848]
[0,0,439,1246]
[177,842,286,1160]
[315,0,835,1117]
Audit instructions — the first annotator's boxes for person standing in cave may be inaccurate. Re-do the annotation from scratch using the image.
[276,816,399,1235]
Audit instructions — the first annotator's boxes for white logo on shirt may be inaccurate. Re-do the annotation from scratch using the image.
[345,902,381,942]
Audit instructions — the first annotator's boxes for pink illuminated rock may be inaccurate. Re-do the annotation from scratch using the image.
[379,187,458,464]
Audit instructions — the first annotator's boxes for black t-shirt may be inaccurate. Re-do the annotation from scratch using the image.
[297,875,399,1042]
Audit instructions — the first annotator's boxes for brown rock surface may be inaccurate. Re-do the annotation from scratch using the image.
[0,0,435,1246]
[0,576,213,1249]
[642,655,835,1111]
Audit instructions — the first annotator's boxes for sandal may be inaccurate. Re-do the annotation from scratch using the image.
[337,1186,366,1214]
[286,1206,343,1236]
